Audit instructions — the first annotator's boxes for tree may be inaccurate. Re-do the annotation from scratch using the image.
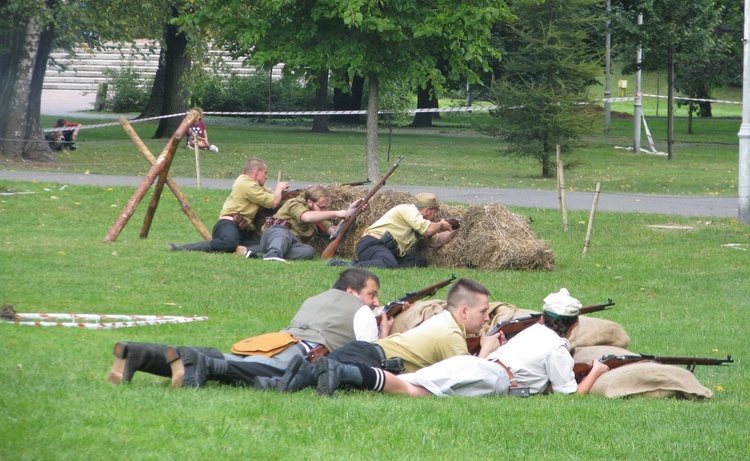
[613,0,720,159]
[183,0,511,179]
[479,0,603,178]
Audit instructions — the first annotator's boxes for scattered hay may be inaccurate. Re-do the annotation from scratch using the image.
[0,304,19,321]
[313,186,555,271]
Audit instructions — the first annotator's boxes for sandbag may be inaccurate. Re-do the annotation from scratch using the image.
[568,316,630,352]
[589,361,714,400]
[390,299,446,334]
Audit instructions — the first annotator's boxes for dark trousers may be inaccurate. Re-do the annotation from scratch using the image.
[181,219,259,253]
[327,341,385,368]
[354,236,427,269]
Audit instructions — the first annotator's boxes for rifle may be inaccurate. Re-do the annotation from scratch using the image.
[445,217,461,230]
[321,156,404,259]
[376,274,457,322]
[573,354,734,383]
[466,298,615,355]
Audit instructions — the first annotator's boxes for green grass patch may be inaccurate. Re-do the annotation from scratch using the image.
[0,180,747,460]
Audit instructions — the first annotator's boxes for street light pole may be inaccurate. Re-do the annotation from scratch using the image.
[633,13,643,154]
[738,0,750,224]
[604,0,612,135]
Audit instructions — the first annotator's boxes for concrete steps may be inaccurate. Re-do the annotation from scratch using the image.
[44,41,283,91]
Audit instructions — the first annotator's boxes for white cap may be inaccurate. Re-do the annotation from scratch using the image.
[542,288,582,319]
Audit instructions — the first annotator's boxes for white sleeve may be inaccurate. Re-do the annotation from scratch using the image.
[352,305,379,342]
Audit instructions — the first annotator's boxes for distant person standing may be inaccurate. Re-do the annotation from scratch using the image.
[169,157,289,253]
[46,118,80,151]
[186,107,218,152]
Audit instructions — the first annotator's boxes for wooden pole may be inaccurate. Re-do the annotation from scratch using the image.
[194,140,202,189]
[140,111,200,239]
[583,182,602,254]
[556,145,569,231]
[118,118,210,240]
[103,111,197,242]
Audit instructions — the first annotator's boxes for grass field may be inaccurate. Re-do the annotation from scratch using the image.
[1,171,747,459]
[1,74,748,459]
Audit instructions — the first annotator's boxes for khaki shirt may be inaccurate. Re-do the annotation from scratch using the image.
[376,310,468,373]
[219,175,274,231]
[363,204,439,256]
[265,196,332,242]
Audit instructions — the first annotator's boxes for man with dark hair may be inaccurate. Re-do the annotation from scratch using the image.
[249,185,362,262]
[314,288,610,398]
[108,269,388,386]
[274,278,501,394]
[169,157,289,253]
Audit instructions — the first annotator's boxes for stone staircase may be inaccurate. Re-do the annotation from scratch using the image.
[44,41,283,92]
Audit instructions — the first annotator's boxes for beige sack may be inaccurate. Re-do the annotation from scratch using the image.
[390,299,447,334]
[568,316,630,352]
[590,362,714,400]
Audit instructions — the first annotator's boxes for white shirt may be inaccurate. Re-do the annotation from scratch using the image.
[352,305,379,342]
[488,323,578,394]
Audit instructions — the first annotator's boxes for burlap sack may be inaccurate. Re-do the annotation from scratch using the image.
[568,316,630,352]
[390,299,447,334]
[573,346,714,399]
[590,362,714,400]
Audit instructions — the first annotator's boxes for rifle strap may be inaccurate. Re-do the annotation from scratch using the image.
[491,359,521,389]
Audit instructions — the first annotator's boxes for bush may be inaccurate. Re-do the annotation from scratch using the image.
[189,71,319,113]
[102,65,151,113]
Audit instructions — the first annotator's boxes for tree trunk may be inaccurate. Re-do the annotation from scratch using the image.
[366,74,380,180]
[411,82,439,127]
[688,101,694,135]
[0,8,58,163]
[139,46,167,119]
[152,7,190,139]
[541,142,552,178]
[667,49,674,160]
[311,68,329,133]
[332,72,364,124]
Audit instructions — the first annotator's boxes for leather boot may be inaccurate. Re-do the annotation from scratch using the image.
[253,376,281,391]
[108,342,171,384]
[165,346,229,388]
[315,356,363,397]
[278,354,317,393]
[169,240,213,252]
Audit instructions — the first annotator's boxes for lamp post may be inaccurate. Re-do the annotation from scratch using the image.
[738,0,750,224]
[633,13,643,154]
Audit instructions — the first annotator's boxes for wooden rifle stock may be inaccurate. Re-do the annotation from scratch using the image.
[573,354,733,383]
[321,157,403,259]
[466,299,615,355]
[376,274,456,322]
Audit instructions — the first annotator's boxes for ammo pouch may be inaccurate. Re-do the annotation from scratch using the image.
[231,213,250,232]
[379,231,400,257]
[381,357,405,374]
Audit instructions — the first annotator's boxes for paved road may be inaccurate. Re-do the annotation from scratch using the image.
[0,170,738,218]
[26,88,738,218]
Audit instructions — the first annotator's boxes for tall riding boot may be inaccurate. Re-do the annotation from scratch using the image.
[165,346,229,388]
[315,356,364,397]
[279,354,318,393]
[169,240,213,252]
[108,342,171,384]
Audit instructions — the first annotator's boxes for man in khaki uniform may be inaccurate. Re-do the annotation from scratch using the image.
[329,193,457,268]
[169,157,289,253]
[249,185,361,262]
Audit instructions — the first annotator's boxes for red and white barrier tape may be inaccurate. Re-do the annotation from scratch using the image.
[6,313,208,329]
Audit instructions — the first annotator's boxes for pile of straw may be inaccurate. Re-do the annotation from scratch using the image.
[312,186,555,271]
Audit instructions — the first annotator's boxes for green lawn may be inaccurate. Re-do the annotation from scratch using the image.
[1,176,747,460]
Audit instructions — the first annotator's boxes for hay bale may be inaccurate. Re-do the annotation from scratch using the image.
[313,187,555,271]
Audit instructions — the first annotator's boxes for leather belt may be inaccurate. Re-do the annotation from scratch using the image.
[492,359,520,389]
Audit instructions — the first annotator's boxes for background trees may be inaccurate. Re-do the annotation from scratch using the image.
[184,0,511,179]
[480,0,603,178]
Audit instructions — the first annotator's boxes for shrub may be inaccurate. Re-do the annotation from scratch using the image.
[102,65,151,113]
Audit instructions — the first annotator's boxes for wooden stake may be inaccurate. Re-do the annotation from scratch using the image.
[103,111,198,242]
[118,118,210,240]
[556,145,569,232]
[194,140,202,189]
[583,182,602,254]
[140,111,199,239]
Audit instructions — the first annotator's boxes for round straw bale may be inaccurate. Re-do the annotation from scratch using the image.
[313,188,555,270]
